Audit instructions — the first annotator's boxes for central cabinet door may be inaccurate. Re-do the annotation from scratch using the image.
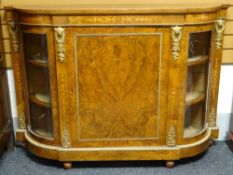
[67,27,170,147]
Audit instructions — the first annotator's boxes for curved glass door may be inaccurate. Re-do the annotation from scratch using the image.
[23,33,53,138]
[184,31,211,138]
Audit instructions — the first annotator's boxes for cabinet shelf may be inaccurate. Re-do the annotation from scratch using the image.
[26,59,48,67]
[185,92,205,106]
[29,94,51,108]
[32,128,53,138]
[188,55,208,66]
[184,126,201,138]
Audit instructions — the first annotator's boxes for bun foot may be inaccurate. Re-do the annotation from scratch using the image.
[63,162,72,169]
[165,160,175,168]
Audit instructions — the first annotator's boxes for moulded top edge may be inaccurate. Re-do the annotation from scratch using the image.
[4,4,231,15]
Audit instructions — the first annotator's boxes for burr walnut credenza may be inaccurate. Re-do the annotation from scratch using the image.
[5,4,229,168]
[0,15,12,155]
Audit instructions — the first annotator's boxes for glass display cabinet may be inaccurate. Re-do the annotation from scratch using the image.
[6,4,228,168]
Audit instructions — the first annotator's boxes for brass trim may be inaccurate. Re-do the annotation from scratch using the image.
[8,21,19,53]
[62,128,71,148]
[18,113,26,129]
[171,26,182,61]
[208,108,216,127]
[54,27,65,63]
[23,128,211,152]
[16,20,221,27]
[215,19,225,50]
[167,125,176,147]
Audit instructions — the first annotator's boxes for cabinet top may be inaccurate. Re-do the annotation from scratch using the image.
[6,4,229,15]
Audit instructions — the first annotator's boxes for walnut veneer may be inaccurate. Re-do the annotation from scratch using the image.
[5,4,229,168]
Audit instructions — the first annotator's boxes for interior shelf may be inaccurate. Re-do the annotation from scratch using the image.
[29,94,51,108]
[26,59,48,67]
[185,92,205,106]
[33,128,53,138]
[184,126,202,138]
[188,55,208,66]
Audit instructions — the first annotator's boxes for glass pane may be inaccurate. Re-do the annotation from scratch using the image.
[188,32,211,58]
[23,33,53,138]
[29,102,53,137]
[184,31,211,138]
[184,103,206,137]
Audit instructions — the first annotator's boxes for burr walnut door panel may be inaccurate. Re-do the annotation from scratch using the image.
[21,27,60,145]
[67,27,170,147]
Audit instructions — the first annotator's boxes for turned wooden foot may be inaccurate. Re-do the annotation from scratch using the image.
[63,162,72,169]
[165,160,175,168]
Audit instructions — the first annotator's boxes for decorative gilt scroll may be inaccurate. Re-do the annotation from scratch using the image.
[208,108,216,127]
[167,125,176,146]
[62,128,71,148]
[54,27,65,63]
[215,19,225,50]
[8,21,19,53]
[171,26,182,61]
[18,114,26,129]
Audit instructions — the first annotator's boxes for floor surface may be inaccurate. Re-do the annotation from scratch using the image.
[0,141,233,175]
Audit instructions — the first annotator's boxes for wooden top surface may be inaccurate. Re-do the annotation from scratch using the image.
[6,4,230,15]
